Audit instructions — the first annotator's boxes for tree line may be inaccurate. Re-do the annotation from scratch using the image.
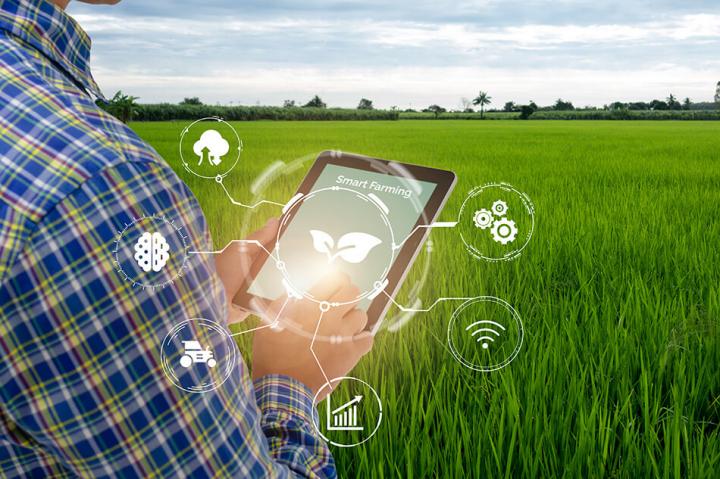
[100,84,720,123]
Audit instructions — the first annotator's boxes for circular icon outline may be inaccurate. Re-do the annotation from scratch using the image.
[275,186,396,306]
[179,117,243,180]
[458,182,535,262]
[237,151,435,335]
[447,296,524,372]
[112,214,190,290]
[160,318,237,393]
[311,376,383,448]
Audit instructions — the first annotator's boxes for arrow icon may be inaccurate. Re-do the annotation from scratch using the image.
[331,395,363,415]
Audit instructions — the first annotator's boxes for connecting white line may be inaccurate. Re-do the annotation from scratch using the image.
[393,221,458,250]
[218,179,285,209]
[188,239,277,261]
[229,296,289,337]
[310,310,331,389]
[381,290,475,313]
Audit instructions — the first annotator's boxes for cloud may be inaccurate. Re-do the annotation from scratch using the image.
[68,2,720,106]
[90,63,719,109]
[76,13,720,47]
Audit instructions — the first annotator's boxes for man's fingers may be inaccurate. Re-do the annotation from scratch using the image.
[352,332,374,356]
[236,217,279,268]
[325,282,361,318]
[227,303,251,325]
[341,308,368,335]
[249,295,288,324]
[226,217,280,306]
[308,271,350,300]
[245,217,280,246]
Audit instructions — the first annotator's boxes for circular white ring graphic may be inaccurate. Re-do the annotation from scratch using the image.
[311,376,383,448]
[112,214,190,290]
[275,186,395,306]
[179,117,242,180]
[237,152,435,334]
[458,183,535,262]
[160,318,237,393]
[447,296,524,372]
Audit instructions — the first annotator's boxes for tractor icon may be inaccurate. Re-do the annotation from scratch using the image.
[179,340,217,368]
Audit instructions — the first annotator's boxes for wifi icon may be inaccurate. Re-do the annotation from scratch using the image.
[465,320,506,350]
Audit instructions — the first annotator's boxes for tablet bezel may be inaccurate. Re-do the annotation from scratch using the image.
[233,150,456,333]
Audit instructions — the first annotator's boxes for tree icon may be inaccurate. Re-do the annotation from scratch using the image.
[193,130,229,166]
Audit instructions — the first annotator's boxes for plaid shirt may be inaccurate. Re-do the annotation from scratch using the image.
[0,1,334,477]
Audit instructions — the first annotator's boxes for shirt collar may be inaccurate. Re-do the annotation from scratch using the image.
[0,0,105,100]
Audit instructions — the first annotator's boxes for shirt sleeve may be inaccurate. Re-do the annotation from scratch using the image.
[0,158,336,478]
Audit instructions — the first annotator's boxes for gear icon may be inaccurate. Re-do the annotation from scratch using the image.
[473,209,493,229]
[491,200,508,217]
[490,218,518,245]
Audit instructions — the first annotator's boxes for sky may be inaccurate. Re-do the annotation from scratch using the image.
[68,0,720,109]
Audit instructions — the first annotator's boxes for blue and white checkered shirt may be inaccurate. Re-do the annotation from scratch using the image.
[0,0,335,477]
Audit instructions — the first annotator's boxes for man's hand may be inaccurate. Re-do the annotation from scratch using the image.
[215,218,279,324]
[252,272,374,401]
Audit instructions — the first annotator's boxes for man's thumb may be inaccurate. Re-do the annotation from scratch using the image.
[352,332,374,356]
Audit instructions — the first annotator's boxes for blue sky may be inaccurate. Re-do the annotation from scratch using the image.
[68,0,720,108]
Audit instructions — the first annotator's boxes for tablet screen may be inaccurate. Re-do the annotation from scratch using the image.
[247,162,438,311]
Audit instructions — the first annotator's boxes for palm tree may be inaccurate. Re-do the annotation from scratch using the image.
[472,91,492,119]
[104,91,139,123]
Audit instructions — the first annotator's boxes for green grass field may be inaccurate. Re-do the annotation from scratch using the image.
[132,120,720,477]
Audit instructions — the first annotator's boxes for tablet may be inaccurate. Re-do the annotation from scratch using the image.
[234,150,456,333]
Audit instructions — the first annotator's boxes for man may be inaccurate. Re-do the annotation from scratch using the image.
[0,0,373,477]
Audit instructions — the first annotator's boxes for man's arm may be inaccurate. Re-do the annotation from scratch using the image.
[0,159,335,478]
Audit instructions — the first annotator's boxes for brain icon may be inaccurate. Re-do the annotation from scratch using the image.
[134,231,170,272]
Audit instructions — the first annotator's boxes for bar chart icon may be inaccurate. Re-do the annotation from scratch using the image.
[326,395,364,431]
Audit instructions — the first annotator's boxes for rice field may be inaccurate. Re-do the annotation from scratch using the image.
[132,120,720,478]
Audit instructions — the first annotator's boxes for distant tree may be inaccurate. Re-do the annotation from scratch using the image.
[283,99,296,108]
[426,104,446,118]
[303,95,327,108]
[628,101,649,110]
[472,91,492,118]
[682,97,692,110]
[180,97,202,106]
[460,97,473,112]
[666,93,681,110]
[649,99,668,110]
[715,81,720,104]
[689,101,718,111]
[503,101,516,112]
[609,101,626,110]
[553,98,575,111]
[518,102,537,120]
[357,98,374,110]
[103,90,139,123]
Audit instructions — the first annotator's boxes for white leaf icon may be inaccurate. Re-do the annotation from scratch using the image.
[310,230,334,258]
[333,232,382,263]
[309,230,382,264]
